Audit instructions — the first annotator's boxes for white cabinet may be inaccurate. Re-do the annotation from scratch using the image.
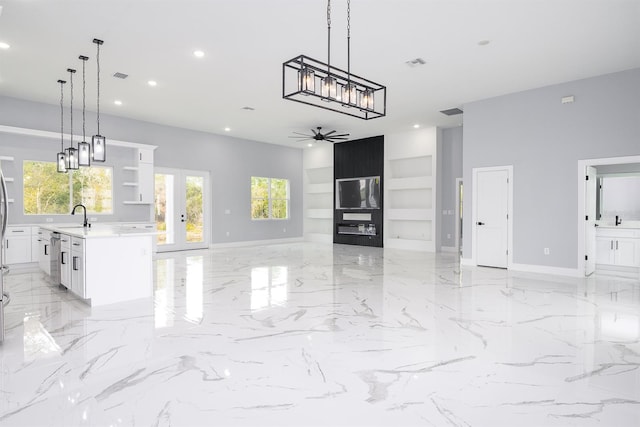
[123,147,155,205]
[71,237,86,298]
[37,229,51,275]
[60,234,71,288]
[4,226,31,265]
[31,227,39,262]
[138,161,154,203]
[596,228,640,268]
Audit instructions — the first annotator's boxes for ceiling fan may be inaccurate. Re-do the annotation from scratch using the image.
[289,127,350,144]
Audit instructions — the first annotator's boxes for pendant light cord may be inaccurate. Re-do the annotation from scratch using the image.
[82,57,86,141]
[69,70,74,147]
[96,40,101,135]
[327,0,331,74]
[59,81,65,152]
[347,0,351,81]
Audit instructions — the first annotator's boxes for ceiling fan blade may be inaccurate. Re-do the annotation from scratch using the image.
[330,133,350,138]
[328,138,349,142]
[311,128,319,136]
[323,130,337,137]
[292,132,313,137]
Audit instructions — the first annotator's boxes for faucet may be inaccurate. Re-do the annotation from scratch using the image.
[615,215,622,226]
[71,204,89,228]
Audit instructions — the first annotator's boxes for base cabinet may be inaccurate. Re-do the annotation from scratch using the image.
[4,226,31,265]
[60,234,71,288]
[71,237,86,298]
[37,229,51,275]
[596,228,640,268]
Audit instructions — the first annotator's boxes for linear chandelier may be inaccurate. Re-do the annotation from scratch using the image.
[282,0,386,120]
[56,38,106,173]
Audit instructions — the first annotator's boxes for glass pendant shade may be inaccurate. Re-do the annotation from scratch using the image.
[359,88,375,111]
[321,76,338,100]
[78,141,91,166]
[65,146,79,170]
[92,135,106,162]
[342,83,357,106]
[298,67,315,93]
[57,152,67,173]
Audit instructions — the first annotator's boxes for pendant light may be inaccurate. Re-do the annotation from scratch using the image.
[282,0,386,119]
[57,79,67,173]
[78,55,91,166]
[91,38,106,162]
[65,68,79,170]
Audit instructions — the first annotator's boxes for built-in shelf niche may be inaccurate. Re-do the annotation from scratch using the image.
[303,146,334,243]
[384,128,437,251]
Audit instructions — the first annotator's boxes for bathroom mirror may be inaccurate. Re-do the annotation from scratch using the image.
[598,174,640,221]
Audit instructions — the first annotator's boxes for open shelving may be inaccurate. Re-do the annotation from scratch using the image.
[384,129,437,251]
[303,146,334,243]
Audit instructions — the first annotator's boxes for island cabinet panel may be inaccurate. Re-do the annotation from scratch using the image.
[83,235,153,306]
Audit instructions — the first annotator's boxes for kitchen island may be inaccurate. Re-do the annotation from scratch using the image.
[39,224,155,307]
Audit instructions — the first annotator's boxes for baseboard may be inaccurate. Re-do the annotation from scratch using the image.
[509,263,583,278]
[209,237,304,249]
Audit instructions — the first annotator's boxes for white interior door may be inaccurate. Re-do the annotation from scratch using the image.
[585,166,597,275]
[474,168,509,268]
[155,168,210,252]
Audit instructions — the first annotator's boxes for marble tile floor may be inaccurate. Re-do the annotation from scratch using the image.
[1,242,640,426]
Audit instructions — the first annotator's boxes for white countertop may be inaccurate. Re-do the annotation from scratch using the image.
[596,224,640,230]
[39,224,157,239]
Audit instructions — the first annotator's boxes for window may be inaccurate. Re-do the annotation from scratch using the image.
[23,161,113,215]
[251,176,289,220]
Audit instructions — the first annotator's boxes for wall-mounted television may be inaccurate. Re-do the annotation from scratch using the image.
[336,176,381,209]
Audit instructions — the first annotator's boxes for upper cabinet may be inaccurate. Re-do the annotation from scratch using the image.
[123,148,155,205]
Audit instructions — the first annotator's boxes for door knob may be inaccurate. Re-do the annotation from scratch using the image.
[476,222,485,226]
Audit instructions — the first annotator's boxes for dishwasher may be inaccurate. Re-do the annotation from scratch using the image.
[50,232,61,286]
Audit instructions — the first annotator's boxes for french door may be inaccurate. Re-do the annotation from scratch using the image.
[155,168,210,252]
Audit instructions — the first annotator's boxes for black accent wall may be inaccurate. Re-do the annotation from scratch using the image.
[333,136,384,247]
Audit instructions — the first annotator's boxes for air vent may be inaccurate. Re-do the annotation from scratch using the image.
[440,107,463,116]
[113,72,129,79]
[405,58,426,68]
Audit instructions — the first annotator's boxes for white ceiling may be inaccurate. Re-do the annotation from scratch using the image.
[0,0,639,147]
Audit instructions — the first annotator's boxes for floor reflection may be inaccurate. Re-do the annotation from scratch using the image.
[251,266,288,311]
[23,314,61,360]
[154,258,175,328]
[185,256,203,323]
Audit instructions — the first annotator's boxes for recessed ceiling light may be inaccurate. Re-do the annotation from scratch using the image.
[193,50,205,58]
[0,42,10,50]
[224,127,231,132]
[478,40,491,46]
[114,100,123,106]
[413,124,420,129]
[147,80,157,87]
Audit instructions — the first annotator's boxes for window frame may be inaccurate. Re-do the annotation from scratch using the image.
[250,176,290,221]
[23,159,114,216]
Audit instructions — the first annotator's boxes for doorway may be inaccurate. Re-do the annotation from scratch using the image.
[577,154,640,276]
[472,166,513,268]
[155,168,210,252]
